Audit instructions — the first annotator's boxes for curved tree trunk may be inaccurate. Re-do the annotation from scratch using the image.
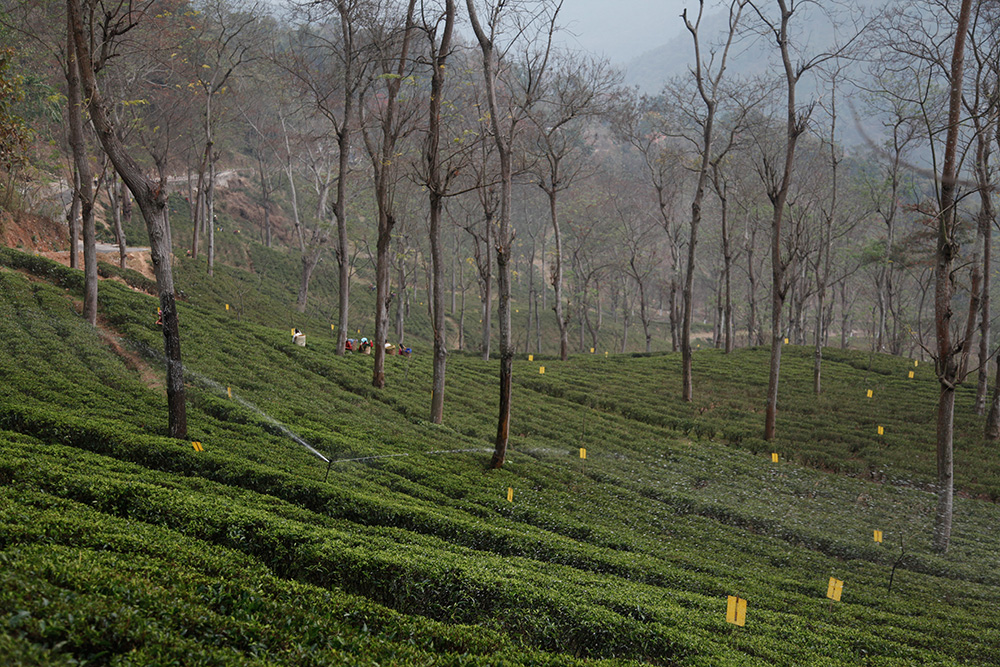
[69,0,186,439]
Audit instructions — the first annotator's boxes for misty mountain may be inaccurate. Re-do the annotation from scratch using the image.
[622,0,888,148]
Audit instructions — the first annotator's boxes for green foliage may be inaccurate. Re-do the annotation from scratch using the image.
[2,246,999,665]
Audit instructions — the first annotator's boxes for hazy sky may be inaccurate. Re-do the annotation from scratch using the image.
[555,0,696,63]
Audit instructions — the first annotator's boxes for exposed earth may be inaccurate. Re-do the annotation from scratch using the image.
[1,209,155,279]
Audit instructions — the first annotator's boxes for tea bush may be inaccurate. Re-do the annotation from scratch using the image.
[3,246,1000,665]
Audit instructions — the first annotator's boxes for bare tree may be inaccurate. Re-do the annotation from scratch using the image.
[419,0,455,423]
[284,0,370,352]
[747,0,864,440]
[68,0,186,438]
[526,52,619,361]
[930,0,974,553]
[64,8,96,325]
[188,0,260,277]
[678,0,747,399]
[465,0,560,469]
[359,0,418,388]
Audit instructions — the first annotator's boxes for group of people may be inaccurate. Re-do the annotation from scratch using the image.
[288,329,412,357]
[344,337,412,357]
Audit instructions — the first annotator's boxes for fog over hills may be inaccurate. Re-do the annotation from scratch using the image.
[611,0,888,148]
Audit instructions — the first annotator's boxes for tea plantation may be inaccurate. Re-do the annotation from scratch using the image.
[2,247,1000,666]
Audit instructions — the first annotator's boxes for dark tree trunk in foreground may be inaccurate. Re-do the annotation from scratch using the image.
[932,0,974,553]
[69,0,186,438]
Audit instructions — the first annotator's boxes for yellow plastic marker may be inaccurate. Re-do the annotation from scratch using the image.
[507,487,513,503]
[192,441,204,452]
[726,596,747,627]
[539,366,545,375]
[580,448,587,459]
[874,529,883,543]
[225,303,229,311]
[908,371,914,379]
[877,425,884,436]
[227,386,232,399]
[528,354,534,361]
[826,577,843,602]
[771,452,779,463]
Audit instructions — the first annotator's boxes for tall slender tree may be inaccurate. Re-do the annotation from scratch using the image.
[465,0,560,469]
[67,0,186,438]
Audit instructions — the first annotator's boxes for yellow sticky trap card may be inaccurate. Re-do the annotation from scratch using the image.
[874,529,883,543]
[771,452,779,463]
[192,441,204,452]
[826,577,843,602]
[877,426,884,436]
[539,366,545,374]
[507,487,513,503]
[726,596,746,626]
[580,448,587,459]
[866,389,873,398]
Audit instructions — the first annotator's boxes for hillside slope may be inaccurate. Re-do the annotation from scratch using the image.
[1,248,999,666]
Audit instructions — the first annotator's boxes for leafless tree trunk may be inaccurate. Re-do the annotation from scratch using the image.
[362,0,418,389]
[107,167,127,269]
[750,0,814,441]
[466,0,558,468]
[68,0,186,438]
[425,0,455,423]
[932,0,974,554]
[681,0,744,398]
[814,70,842,395]
[67,166,80,269]
[65,13,97,326]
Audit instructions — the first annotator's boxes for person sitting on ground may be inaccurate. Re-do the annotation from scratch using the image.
[359,337,372,354]
[399,344,412,357]
[292,328,306,346]
[345,338,355,352]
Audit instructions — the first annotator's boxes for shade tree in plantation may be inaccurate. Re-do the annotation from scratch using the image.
[855,69,927,356]
[358,0,418,389]
[282,0,371,352]
[524,51,620,361]
[68,0,187,438]
[185,0,262,276]
[745,0,866,441]
[675,0,747,400]
[465,0,562,469]
[413,0,455,423]
[614,91,689,352]
[608,183,661,354]
[961,2,1000,417]
[928,0,974,554]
